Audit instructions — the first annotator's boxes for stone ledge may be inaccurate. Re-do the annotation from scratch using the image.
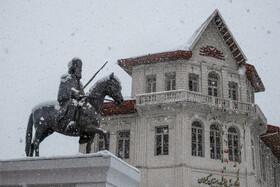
[0,151,140,187]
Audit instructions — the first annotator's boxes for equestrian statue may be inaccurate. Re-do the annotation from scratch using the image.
[25,58,124,157]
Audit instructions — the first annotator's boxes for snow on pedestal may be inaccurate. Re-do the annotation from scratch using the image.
[0,151,140,187]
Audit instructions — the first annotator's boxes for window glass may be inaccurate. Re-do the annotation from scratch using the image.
[117,131,130,159]
[229,82,238,100]
[165,72,176,91]
[146,75,156,93]
[192,121,203,157]
[189,73,199,92]
[208,72,219,97]
[228,127,240,162]
[210,124,222,159]
[155,126,169,156]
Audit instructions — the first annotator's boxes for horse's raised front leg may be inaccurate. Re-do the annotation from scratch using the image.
[84,127,109,152]
[96,129,109,151]
[103,132,109,151]
[86,134,95,154]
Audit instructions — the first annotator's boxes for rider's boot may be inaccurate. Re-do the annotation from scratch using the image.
[67,106,77,127]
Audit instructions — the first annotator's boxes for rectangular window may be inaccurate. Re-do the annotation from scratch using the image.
[96,133,110,152]
[146,75,156,93]
[229,82,238,100]
[228,133,240,162]
[117,131,130,159]
[210,129,221,159]
[165,72,176,91]
[208,74,218,97]
[192,126,203,157]
[189,73,199,92]
[155,126,169,156]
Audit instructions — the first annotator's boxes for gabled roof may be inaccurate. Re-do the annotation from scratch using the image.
[117,9,265,92]
[118,50,192,76]
[188,9,247,66]
[261,125,280,160]
[245,64,265,92]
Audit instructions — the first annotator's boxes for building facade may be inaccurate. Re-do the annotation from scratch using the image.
[80,10,280,187]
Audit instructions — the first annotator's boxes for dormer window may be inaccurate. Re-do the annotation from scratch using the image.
[189,73,199,92]
[146,75,156,93]
[208,72,219,97]
[229,82,238,101]
[165,72,176,91]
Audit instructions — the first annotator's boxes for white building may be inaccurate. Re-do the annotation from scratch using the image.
[80,10,280,187]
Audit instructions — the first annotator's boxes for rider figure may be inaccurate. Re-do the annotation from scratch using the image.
[56,58,85,126]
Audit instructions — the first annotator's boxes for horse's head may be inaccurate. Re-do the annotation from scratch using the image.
[105,73,124,105]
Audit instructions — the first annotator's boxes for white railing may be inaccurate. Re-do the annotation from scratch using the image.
[136,90,260,114]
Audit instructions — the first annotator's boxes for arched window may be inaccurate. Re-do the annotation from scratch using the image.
[210,124,222,159]
[192,121,203,157]
[208,72,219,97]
[228,127,240,162]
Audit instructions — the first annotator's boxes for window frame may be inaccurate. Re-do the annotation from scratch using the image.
[228,127,240,162]
[189,73,199,92]
[208,72,219,97]
[210,124,222,160]
[165,72,176,91]
[155,126,169,156]
[228,82,238,101]
[116,130,130,159]
[191,121,204,157]
[146,75,156,93]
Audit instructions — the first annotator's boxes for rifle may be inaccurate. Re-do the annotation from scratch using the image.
[83,61,108,89]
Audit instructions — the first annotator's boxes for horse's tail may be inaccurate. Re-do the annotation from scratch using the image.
[25,113,33,156]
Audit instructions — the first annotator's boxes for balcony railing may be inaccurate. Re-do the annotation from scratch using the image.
[136,90,264,116]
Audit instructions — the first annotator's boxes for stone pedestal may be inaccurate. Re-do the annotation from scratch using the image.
[0,151,140,187]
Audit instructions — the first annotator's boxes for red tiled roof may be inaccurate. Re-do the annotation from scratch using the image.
[118,50,192,75]
[261,125,280,160]
[101,99,136,116]
[245,64,265,93]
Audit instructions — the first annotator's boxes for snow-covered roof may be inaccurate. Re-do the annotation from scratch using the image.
[101,99,136,116]
[117,9,264,93]
[118,50,192,75]
[188,9,247,66]
[261,125,280,160]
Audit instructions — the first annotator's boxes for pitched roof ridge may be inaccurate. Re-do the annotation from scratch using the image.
[188,9,219,50]
[188,9,247,65]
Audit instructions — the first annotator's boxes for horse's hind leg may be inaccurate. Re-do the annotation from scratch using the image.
[40,128,54,143]
[28,143,34,157]
[33,130,44,157]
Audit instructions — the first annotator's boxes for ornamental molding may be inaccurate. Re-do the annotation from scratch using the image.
[200,45,225,60]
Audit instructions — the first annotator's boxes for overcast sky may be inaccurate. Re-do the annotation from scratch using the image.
[1,0,279,159]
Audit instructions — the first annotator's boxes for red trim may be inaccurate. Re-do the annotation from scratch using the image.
[245,64,265,92]
[261,124,280,160]
[118,50,192,75]
[266,124,280,134]
[101,99,136,116]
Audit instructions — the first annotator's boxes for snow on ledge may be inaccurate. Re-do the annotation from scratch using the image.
[0,150,140,173]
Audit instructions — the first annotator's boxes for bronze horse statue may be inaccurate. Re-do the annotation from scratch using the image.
[25,73,123,156]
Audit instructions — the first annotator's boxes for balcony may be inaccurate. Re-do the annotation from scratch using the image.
[136,89,266,122]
